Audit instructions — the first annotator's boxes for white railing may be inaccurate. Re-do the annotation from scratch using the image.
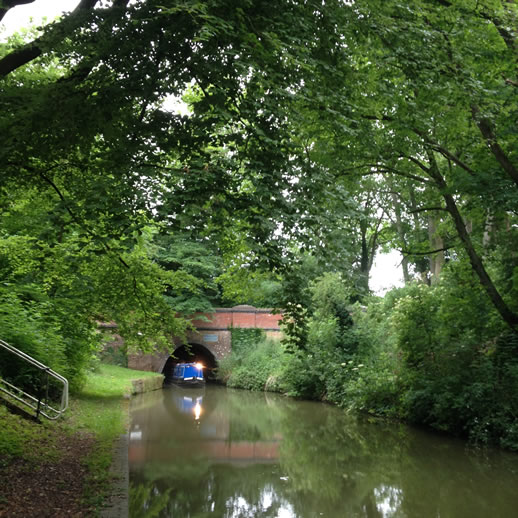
[0,339,68,420]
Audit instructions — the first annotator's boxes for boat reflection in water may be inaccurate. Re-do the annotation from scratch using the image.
[171,385,205,420]
[129,385,280,468]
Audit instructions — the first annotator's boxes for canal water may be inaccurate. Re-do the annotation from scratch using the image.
[129,385,518,517]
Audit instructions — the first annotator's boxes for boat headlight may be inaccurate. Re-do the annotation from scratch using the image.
[195,362,203,370]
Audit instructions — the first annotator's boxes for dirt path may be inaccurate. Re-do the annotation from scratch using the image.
[0,432,96,518]
[0,431,130,518]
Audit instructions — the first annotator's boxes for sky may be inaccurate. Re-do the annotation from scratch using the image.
[370,250,404,294]
[2,0,405,295]
[1,0,80,39]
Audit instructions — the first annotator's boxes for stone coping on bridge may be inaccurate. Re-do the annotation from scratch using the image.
[190,305,283,332]
[214,305,277,313]
[97,306,283,331]
[195,327,281,331]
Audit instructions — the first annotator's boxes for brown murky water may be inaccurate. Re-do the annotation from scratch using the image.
[129,385,518,517]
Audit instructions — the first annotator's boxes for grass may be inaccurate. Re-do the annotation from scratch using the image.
[0,404,61,466]
[70,364,163,508]
[0,363,163,513]
[80,364,161,399]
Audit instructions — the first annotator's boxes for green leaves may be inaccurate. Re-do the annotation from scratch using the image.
[1,0,517,397]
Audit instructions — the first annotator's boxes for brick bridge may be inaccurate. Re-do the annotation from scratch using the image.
[126,305,282,377]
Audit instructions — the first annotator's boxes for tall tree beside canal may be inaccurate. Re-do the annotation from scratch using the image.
[288,0,518,327]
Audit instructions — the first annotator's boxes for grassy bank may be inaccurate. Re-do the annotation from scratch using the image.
[0,364,162,516]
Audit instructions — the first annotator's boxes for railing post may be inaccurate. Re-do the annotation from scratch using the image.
[36,368,50,420]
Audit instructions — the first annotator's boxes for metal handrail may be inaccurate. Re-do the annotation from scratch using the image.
[0,339,68,420]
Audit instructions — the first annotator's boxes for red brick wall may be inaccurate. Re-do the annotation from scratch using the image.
[192,305,282,331]
[106,306,283,373]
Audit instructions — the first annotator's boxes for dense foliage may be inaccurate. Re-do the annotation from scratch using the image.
[1,0,517,446]
[220,271,518,449]
[217,328,283,391]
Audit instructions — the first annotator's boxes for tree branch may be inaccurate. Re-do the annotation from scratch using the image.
[341,163,431,184]
[401,245,454,256]
[409,129,477,177]
[0,0,106,78]
[8,160,134,270]
[425,149,518,329]
[409,206,448,214]
[376,167,431,184]
[0,0,36,23]
[471,105,518,188]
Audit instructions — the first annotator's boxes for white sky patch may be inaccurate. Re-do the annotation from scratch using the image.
[0,0,81,40]
[370,250,404,295]
[162,93,191,116]
[374,484,404,517]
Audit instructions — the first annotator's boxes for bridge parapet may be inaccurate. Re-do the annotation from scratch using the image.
[115,305,283,373]
[183,306,282,364]
[191,305,282,332]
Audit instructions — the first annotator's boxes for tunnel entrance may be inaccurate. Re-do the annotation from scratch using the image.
[162,343,218,383]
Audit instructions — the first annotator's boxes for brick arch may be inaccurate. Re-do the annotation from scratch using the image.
[180,329,232,362]
[157,341,219,375]
[125,305,282,374]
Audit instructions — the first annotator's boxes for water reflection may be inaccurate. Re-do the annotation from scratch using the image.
[373,485,403,517]
[129,385,518,518]
[169,386,205,420]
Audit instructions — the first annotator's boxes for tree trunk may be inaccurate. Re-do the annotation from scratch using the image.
[359,218,371,293]
[390,191,411,283]
[483,209,495,249]
[0,0,36,23]
[427,151,518,329]
[428,216,444,284]
[0,0,124,78]
[471,105,518,188]
[409,186,431,284]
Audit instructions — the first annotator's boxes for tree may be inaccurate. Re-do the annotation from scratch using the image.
[295,0,518,327]
[2,0,517,376]
[0,0,365,370]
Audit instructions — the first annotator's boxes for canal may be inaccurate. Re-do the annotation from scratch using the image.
[129,385,518,517]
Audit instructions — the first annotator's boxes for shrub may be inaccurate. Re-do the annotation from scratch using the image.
[225,337,284,392]
[0,286,98,394]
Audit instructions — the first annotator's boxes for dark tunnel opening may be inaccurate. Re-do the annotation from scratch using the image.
[162,343,218,383]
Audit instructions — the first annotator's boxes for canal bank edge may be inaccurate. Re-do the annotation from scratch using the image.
[101,374,164,518]
[131,376,164,395]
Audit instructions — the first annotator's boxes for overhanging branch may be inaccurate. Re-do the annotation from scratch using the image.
[0,0,128,79]
[339,163,430,184]
[409,206,448,214]
[471,105,518,188]
[0,0,36,23]
[401,245,455,256]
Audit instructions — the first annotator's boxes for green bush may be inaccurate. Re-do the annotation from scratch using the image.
[217,328,270,386]
[217,267,518,450]
[226,338,284,392]
[0,286,98,394]
[280,350,324,399]
[384,273,518,449]
[98,344,128,367]
[230,328,266,356]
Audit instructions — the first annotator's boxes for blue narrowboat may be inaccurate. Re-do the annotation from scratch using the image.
[172,362,205,387]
